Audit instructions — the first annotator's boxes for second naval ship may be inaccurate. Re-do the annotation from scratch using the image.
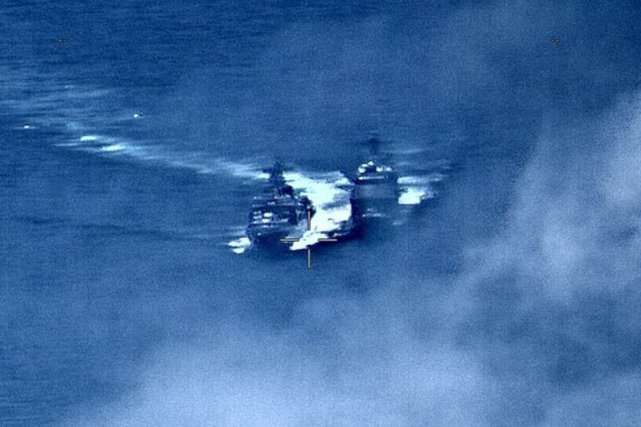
[353,134,399,219]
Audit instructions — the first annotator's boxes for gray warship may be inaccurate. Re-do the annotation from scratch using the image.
[353,135,399,219]
[246,163,313,246]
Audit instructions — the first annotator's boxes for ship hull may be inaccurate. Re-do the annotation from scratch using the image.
[354,181,399,220]
[246,224,298,247]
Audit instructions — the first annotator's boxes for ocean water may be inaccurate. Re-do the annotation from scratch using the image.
[2,1,641,426]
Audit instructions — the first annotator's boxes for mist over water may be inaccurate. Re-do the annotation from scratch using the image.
[2,1,641,425]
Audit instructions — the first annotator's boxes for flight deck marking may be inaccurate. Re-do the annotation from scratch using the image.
[280,208,337,269]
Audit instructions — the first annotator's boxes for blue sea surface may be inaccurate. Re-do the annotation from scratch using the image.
[2,1,641,425]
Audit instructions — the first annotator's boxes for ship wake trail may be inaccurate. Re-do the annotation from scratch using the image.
[397,173,443,205]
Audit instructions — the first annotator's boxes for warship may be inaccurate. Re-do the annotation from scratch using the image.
[353,134,399,219]
[246,162,313,246]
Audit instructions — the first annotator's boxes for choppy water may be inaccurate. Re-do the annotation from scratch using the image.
[3,1,641,426]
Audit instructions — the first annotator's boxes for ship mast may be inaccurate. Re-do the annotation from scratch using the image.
[264,161,291,196]
[367,132,382,157]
